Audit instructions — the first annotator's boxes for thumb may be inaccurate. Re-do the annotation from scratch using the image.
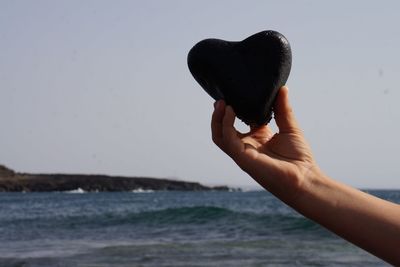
[273,86,300,133]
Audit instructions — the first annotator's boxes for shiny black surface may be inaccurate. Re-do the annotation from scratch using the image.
[188,30,292,126]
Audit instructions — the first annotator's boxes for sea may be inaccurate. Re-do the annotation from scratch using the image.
[0,189,397,267]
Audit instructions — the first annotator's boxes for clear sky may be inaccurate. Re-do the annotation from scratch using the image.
[1,1,400,189]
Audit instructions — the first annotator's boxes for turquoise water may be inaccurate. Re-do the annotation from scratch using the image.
[0,190,396,266]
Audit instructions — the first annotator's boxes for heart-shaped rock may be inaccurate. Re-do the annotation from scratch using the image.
[187,30,292,126]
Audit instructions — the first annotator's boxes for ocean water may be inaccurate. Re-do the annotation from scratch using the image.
[0,190,397,267]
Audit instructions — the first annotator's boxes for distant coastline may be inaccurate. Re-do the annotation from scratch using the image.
[0,165,233,192]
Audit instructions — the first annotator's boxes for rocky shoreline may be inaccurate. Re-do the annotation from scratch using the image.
[0,165,231,192]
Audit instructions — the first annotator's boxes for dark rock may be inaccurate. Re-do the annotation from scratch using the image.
[0,165,15,177]
[0,165,231,192]
[188,30,292,126]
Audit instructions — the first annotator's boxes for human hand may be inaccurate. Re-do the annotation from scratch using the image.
[212,87,400,265]
[211,87,319,202]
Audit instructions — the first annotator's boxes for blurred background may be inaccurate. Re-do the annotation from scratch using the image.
[1,0,400,189]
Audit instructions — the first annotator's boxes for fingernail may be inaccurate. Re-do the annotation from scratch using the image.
[215,100,223,110]
[226,105,234,114]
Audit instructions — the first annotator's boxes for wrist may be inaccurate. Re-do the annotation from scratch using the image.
[290,164,330,206]
[291,163,340,215]
[266,163,325,207]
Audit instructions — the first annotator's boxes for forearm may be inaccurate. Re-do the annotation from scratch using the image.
[289,170,400,265]
[211,88,400,264]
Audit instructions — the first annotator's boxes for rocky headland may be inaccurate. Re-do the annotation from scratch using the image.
[0,165,231,192]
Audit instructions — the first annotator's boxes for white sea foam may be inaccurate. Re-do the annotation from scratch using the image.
[65,188,86,194]
[131,188,154,193]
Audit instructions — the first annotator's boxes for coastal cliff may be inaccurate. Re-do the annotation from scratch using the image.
[0,165,231,192]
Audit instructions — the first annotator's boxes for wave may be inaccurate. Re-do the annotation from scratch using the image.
[131,188,154,193]
[2,206,326,237]
[64,188,87,194]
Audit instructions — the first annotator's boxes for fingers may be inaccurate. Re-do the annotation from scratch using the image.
[222,106,244,155]
[243,125,274,145]
[274,86,300,133]
[211,101,244,158]
[211,100,225,147]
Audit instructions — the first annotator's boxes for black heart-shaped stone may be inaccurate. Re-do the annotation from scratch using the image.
[187,30,292,126]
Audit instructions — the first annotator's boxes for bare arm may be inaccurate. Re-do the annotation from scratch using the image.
[211,86,400,265]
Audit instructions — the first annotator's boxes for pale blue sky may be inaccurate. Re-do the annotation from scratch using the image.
[1,1,400,188]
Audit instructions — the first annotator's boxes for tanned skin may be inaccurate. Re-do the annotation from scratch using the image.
[211,86,400,265]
